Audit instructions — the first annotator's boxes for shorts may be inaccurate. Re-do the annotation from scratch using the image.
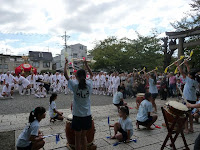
[151,93,158,99]
[114,101,124,107]
[72,115,92,131]
[51,114,59,119]
[17,143,32,150]
[119,127,128,141]
[187,100,196,111]
[137,116,153,126]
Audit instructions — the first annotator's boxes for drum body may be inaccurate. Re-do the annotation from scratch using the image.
[164,101,188,130]
[65,114,95,147]
[136,93,145,109]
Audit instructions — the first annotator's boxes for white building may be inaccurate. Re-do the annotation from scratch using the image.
[61,43,87,72]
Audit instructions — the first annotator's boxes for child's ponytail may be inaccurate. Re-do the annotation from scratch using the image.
[29,110,35,123]
[50,93,57,104]
[29,107,46,123]
[76,69,87,90]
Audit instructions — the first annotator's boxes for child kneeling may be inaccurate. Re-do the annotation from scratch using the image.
[136,93,157,130]
[110,106,133,142]
[16,107,46,150]
[113,86,127,110]
[49,93,64,122]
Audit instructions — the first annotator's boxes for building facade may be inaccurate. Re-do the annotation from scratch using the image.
[52,54,61,71]
[0,54,24,73]
[61,43,87,72]
[29,51,53,72]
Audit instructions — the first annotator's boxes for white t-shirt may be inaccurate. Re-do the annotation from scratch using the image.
[119,117,133,137]
[16,120,39,147]
[2,85,11,94]
[68,79,93,117]
[4,74,14,84]
[183,77,199,101]
[49,101,57,118]
[149,78,158,94]
[113,92,123,104]
[136,99,153,122]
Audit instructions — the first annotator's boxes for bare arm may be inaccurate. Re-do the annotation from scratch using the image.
[64,58,70,80]
[187,103,200,108]
[126,130,131,142]
[84,60,93,79]
[175,62,186,78]
[184,60,190,72]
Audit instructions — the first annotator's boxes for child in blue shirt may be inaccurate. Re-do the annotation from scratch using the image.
[113,86,127,110]
[110,106,133,142]
[136,93,158,130]
[16,107,46,150]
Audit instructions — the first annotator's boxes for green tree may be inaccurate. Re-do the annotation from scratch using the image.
[171,0,200,68]
[90,33,163,72]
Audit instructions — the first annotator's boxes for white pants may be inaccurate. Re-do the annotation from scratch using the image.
[35,92,47,98]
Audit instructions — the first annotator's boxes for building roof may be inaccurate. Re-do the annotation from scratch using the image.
[29,51,53,61]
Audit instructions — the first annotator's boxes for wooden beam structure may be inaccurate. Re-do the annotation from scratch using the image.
[165,26,200,59]
[169,39,200,50]
[166,26,200,39]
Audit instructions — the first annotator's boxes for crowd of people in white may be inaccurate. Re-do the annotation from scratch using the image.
[0,70,199,101]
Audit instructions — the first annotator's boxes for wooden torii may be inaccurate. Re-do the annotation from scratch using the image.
[166,26,200,58]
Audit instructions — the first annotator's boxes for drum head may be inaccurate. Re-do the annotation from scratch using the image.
[166,101,188,111]
[67,114,73,121]
[137,93,145,97]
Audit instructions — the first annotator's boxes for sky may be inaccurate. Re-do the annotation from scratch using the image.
[0,0,192,57]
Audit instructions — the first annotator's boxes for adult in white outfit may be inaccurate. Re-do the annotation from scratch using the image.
[0,82,14,99]
[35,84,47,98]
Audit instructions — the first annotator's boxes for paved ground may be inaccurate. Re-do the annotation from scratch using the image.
[0,91,135,115]
[0,93,199,150]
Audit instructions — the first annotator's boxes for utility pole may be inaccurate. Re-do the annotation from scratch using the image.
[61,31,70,49]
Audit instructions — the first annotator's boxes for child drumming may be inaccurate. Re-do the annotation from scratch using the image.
[175,60,199,133]
[16,107,46,150]
[145,72,158,113]
[136,93,158,130]
[110,106,133,142]
[49,93,64,122]
[113,86,127,110]
[64,58,93,150]
[192,99,200,123]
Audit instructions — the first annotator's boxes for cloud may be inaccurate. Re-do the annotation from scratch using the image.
[0,0,192,56]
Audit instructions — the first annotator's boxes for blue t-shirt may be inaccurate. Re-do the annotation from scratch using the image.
[149,78,158,94]
[16,120,39,147]
[119,117,133,137]
[136,99,153,122]
[183,77,199,101]
[68,79,93,117]
[113,92,123,104]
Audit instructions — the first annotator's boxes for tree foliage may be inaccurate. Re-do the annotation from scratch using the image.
[90,34,163,73]
[171,0,200,68]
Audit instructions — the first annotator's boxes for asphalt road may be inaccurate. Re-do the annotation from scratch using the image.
[0,92,135,115]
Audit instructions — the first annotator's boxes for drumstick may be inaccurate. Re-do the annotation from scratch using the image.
[138,67,146,74]
[108,116,112,137]
[174,51,193,74]
[147,67,158,74]
[164,55,184,73]
[113,139,137,146]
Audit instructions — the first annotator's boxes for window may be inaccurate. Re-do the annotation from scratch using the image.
[33,62,39,68]
[4,64,8,69]
[73,53,78,58]
[80,45,83,50]
[0,64,2,69]
[43,62,50,68]
[39,52,43,58]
